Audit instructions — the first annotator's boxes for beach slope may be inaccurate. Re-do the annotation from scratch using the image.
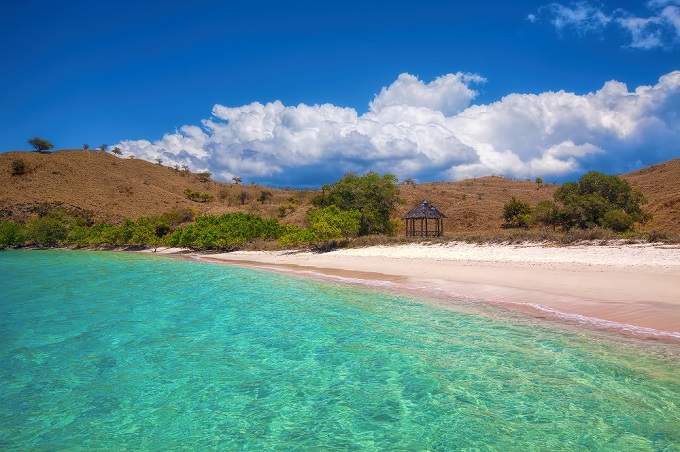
[183,243,680,336]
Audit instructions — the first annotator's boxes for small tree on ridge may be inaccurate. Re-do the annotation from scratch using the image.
[28,137,53,153]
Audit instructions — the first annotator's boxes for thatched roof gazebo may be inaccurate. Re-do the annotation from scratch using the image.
[402,199,447,237]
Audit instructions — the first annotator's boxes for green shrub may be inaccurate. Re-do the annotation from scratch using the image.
[532,200,560,230]
[601,210,634,233]
[503,197,532,228]
[311,172,400,235]
[554,171,649,231]
[158,209,196,229]
[24,212,78,247]
[258,190,273,203]
[184,188,214,202]
[279,225,318,245]
[66,225,91,247]
[0,221,25,246]
[307,205,361,241]
[81,223,125,246]
[166,213,283,250]
[11,159,26,176]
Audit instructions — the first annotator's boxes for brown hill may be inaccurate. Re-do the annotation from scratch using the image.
[0,150,314,226]
[396,177,558,234]
[1,150,678,234]
[621,158,680,232]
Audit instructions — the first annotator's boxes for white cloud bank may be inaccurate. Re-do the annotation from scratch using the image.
[116,70,680,186]
[535,1,680,49]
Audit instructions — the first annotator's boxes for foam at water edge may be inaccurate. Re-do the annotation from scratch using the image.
[234,263,680,343]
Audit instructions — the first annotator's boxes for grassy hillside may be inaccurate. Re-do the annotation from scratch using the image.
[0,150,315,226]
[1,149,678,234]
[397,177,557,234]
[621,158,680,233]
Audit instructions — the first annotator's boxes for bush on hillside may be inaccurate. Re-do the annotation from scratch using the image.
[197,171,212,182]
[311,172,401,236]
[11,159,26,176]
[503,197,533,228]
[184,188,214,202]
[509,171,650,233]
[554,171,650,231]
[258,190,273,203]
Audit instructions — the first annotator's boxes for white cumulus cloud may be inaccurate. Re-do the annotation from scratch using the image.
[369,72,486,116]
[115,71,680,186]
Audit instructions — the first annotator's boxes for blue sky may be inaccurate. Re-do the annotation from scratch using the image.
[2,0,679,186]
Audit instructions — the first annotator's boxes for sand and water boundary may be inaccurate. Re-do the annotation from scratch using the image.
[146,242,680,341]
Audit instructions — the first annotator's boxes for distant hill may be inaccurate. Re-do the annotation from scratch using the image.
[1,150,678,233]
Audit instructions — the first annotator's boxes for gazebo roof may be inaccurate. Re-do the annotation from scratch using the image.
[401,199,447,220]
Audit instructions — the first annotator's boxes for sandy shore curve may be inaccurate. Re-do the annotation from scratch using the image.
[151,242,680,338]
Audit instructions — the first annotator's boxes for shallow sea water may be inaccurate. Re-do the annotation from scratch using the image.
[1,250,679,450]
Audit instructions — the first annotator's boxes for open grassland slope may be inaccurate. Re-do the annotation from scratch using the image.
[621,158,680,232]
[397,177,558,234]
[1,150,678,234]
[0,150,315,225]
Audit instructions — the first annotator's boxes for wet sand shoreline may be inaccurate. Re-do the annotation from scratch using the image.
[146,242,680,340]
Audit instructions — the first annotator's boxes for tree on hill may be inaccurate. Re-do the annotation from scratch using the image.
[100,144,108,151]
[111,147,122,155]
[503,196,532,228]
[238,190,249,205]
[533,200,560,230]
[312,172,401,235]
[535,177,544,190]
[28,137,53,153]
[554,171,650,231]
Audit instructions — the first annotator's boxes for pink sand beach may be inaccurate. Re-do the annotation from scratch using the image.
[152,242,680,338]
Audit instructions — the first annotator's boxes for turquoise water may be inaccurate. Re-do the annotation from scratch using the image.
[1,250,679,450]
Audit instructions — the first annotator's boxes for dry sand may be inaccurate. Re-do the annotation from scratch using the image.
[152,242,680,338]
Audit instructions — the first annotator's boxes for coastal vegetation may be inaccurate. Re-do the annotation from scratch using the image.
[311,172,401,235]
[1,150,678,249]
[0,171,396,250]
[503,171,651,233]
[0,206,366,251]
